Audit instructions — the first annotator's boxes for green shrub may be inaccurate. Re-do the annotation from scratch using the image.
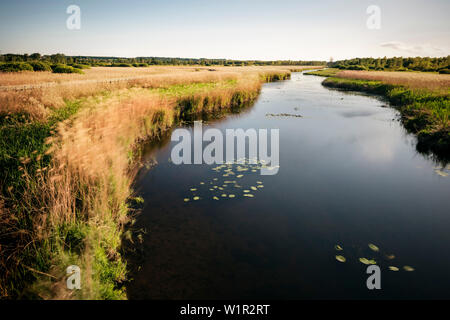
[70,64,91,69]
[111,63,133,67]
[51,64,84,74]
[345,65,368,71]
[0,62,34,72]
[132,63,148,67]
[29,61,52,72]
[439,69,450,74]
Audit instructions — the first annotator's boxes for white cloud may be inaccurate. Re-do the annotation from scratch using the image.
[379,41,447,57]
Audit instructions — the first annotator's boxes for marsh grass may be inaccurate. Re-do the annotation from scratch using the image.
[304,68,340,77]
[0,67,292,299]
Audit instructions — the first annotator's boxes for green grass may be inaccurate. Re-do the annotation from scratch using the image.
[323,77,450,157]
[304,68,340,77]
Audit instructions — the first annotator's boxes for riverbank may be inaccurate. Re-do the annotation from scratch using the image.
[0,66,306,299]
[315,70,449,159]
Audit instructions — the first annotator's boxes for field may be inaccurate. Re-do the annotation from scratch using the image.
[0,65,318,299]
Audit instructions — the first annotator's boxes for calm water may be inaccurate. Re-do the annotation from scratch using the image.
[126,72,450,299]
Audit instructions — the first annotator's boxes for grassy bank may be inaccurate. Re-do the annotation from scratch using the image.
[322,76,449,158]
[0,67,292,299]
[304,68,340,77]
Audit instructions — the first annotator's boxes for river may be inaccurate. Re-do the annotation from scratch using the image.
[125,71,450,299]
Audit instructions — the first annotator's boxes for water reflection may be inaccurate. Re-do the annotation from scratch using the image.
[125,72,450,299]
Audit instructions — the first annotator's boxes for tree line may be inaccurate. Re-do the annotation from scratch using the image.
[0,52,325,70]
[329,56,450,73]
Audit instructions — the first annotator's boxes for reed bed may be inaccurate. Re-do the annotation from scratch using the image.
[336,70,450,94]
[0,66,292,299]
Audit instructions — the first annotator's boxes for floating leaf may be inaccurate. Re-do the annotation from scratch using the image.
[251,186,257,191]
[336,255,346,263]
[243,194,254,197]
[385,254,395,260]
[237,174,244,178]
[388,266,399,271]
[193,196,200,200]
[256,181,262,184]
[243,190,250,193]
[403,266,415,272]
[368,243,379,252]
[184,198,190,202]
[335,245,343,251]
[359,258,371,265]
[435,170,448,177]
[221,194,227,197]
[200,182,205,185]
[190,188,197,191]
[213,196,219,200]
[229,194,235,198]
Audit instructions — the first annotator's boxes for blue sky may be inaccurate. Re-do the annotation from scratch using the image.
[0,0,448,60]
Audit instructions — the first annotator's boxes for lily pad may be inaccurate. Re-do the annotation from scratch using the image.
[193,196,200,200]
[388,266,399,271]
[336,255,346,263]
[368,243,379,252]
[184,198,190,202]
[335,245,343,251]
[403,266,415,272]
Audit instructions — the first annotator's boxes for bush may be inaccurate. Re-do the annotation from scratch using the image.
[0,62,34,72]
[29,61,52,72]
[70,64,91,69]
[132,63,149,67]
[51,64,84,74]
[439,69,450,74]
[111,63,133,67]
[345,65,367,71]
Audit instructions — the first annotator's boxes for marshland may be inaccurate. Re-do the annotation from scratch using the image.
[0,64,311,298]
[1,58,449,299]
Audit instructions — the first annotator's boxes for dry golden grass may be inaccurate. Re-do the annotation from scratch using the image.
[0,66,184,86]
[0,66,306,121]
[337,70,450,94]
[0,65,314,87]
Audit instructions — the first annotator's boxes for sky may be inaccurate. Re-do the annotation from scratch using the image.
[0,0,449,61]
